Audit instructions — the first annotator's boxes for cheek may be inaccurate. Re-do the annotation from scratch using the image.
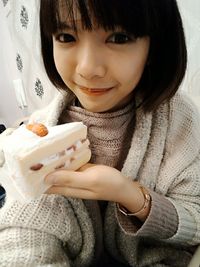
[54,59,66,78]
[128,50,149,83]
[53,51,63,75]
[118,40,149,86]
[116,58,146,89]
[53,49,72,81]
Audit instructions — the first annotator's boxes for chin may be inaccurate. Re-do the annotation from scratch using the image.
[80,102,111,113]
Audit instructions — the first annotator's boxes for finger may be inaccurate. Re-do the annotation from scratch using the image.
[45,169,90,189]
[45,169,78,185]
[45,185,97,199]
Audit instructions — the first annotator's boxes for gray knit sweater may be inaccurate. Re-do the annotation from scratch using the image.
[0,91,200,267]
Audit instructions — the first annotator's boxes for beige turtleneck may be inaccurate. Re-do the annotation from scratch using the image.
[59,100,136,170]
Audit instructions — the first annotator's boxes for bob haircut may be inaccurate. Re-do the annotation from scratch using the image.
[40,0,187,112]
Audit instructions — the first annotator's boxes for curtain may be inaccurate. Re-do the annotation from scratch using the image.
[0,0,58,123]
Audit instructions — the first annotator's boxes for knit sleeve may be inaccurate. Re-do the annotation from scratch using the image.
[115,189,179,239]
[115,93,200,246]
[158,93,200,245]
[0,195,71,266]
[0,194,94,267]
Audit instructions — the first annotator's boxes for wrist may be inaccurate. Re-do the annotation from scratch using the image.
[117,179,151,221]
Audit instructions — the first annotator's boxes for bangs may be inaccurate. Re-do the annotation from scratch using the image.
[41,0,151,37]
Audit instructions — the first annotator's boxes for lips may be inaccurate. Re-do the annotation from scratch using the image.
[79,86,114,96]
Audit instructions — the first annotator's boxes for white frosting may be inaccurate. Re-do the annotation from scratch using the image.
[39,139,86,166]
[2,122,85,156]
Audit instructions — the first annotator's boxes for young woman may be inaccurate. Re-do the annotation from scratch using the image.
[0,1,200,266]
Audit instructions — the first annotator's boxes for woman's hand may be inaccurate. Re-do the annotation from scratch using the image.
[45,163,151,221]
[45,164,128,203]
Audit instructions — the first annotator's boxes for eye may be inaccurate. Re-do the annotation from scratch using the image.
[55,33,75,43]
[107,32,136,44]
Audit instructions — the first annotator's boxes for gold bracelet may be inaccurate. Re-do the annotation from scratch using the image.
[117,186,151,216]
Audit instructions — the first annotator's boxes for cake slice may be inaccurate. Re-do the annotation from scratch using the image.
[2,122,91,201]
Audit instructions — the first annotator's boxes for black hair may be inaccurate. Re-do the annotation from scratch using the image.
[40,0,187,112]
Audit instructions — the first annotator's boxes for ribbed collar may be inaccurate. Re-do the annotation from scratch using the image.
[59,100,136,169]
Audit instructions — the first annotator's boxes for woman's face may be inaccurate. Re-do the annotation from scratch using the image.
[53,20,150,112]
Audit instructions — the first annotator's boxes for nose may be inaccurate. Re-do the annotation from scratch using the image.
[76,43,107,80]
